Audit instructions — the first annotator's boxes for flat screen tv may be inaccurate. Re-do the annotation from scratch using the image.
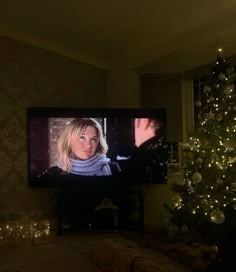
[27,107,168,188]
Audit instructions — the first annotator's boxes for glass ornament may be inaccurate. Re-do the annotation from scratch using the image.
[196,158,203,164]
[224,84,234,94]
[226,67,234,74]
[197,113,202,120]
[210,209,225,224]
[206,110,215,120]
[177,179,185,186]
[215,113,223,121]
[171,194,182,208]
[217,73,226,81]
[224,139,234,150]
[192,172,202,183]
[210,245,219,254]
[195,100,202,107]
[203,85,211,93]
[231,182,236,192]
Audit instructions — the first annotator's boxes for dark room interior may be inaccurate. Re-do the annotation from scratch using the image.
[0,1,236,271]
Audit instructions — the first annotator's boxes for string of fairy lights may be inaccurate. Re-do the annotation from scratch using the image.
[171,48,236,225]
[0,219,50,241]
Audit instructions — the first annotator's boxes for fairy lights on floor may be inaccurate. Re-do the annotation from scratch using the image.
[0,219,50,242]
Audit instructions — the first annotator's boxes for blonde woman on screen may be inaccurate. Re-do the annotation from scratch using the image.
[38,118,121,177]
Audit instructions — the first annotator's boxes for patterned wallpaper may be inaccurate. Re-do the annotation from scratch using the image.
[0,35,107,218]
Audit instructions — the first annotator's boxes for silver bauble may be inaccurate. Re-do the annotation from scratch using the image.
[177,179,185,186]
[195,100,202,107]
[192,172,202,183]
[224,84,234,94]
[224,139,234,150]
[217,73,226,81]
[210,209,225,224]
[231,182,236,192]
[196,157,203,164]
[226,67,234,74]
[215,113,223,121]
[203,85,211,93]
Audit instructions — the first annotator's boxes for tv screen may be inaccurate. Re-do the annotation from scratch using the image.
[27,107,168,188]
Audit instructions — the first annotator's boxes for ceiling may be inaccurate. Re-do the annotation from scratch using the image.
[1,0,236,73]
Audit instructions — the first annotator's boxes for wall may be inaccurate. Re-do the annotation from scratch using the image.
[0,35,107,217]
[140,73,183,142]
[106,64,140,107]
[140,72,184,230]
[0,35,185,232]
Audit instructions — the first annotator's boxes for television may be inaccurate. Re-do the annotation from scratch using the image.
[27,107,168,188]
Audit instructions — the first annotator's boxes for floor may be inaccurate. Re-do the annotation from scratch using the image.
[0,231,193,272]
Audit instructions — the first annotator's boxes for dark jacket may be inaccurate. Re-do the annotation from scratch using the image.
[120,136,168,184]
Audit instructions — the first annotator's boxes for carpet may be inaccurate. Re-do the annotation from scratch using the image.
[0,232,192,272]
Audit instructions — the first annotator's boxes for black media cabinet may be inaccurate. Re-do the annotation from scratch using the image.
[55,184,144,235]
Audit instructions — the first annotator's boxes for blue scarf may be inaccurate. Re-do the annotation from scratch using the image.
[69,154,112,176]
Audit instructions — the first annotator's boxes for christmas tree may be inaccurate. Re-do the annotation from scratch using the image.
[167,49,236,243]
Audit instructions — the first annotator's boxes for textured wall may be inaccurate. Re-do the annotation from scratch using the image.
[0,35,107,217]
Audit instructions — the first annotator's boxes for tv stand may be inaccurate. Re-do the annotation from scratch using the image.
[55,184,144,235]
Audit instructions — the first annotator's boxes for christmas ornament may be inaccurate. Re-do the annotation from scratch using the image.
[196,158,203,164]
[210,245,219,254]
[224,84,234,94]
[195,100,202,107]
[231,182,236,192]
[206,110,215,120]
[210,209,225,224]
[226,67,234,74]
[217,72,226,81]
[203,85,211,93]
[192,172,202,183]
[215,113,223,121]
[171,194,182,208]
[177,179,185,186]
[197,113,202,120]
[223,139,234,150]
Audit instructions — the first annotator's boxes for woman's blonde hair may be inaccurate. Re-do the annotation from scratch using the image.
[57,118,108,171]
